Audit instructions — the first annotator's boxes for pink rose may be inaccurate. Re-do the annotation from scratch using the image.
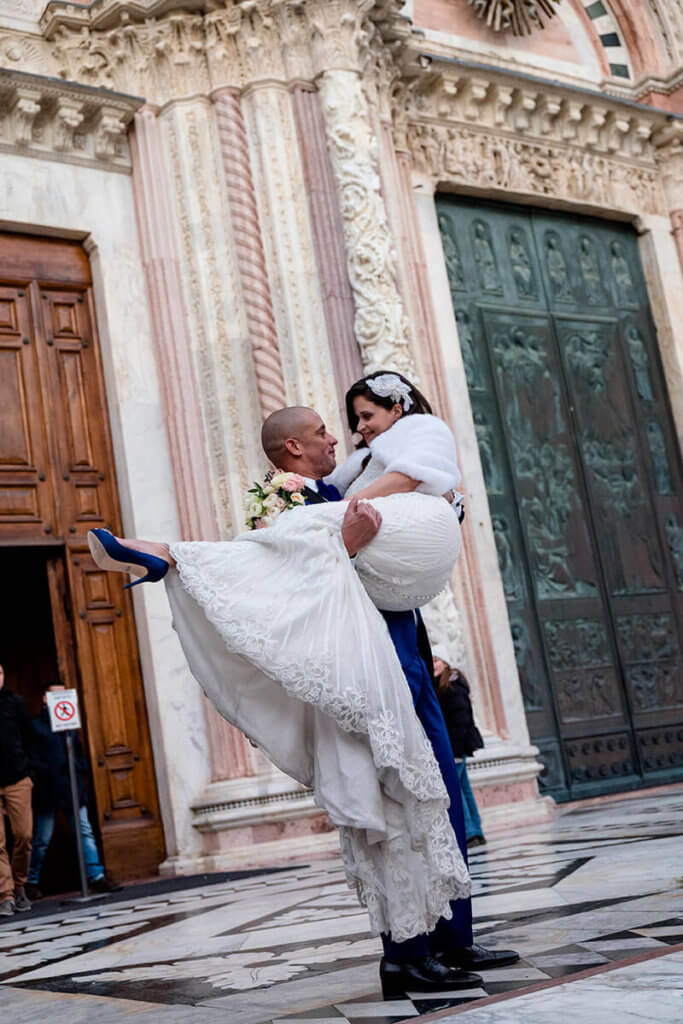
[282,474,305,492]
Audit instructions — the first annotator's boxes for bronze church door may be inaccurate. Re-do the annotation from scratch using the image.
[437,200,683,800]
[0,233,164,877]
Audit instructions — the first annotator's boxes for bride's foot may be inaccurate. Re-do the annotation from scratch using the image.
[87,529,174,589]
[117,536,175,568]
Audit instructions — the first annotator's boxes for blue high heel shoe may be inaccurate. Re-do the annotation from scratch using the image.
[88,529,170,589]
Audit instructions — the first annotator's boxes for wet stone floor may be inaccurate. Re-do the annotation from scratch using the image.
[1,786,682,1023]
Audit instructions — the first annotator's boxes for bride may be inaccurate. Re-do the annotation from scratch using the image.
[88,372,469,943]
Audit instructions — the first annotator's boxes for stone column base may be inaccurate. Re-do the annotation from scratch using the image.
[159,773,339,877]
[469,738,555,832]
[159,742,552,877]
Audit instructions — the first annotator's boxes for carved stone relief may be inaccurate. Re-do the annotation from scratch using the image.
[646,420,674,495]
[629,663,680,711]
[558,671,617,721]
[473,408,504,493]
[544,232,573,301]
[610,240,637,306]
[544,618,610,671]
[577,236,607,306]
[665,514,683,589]
[565,329,610,394]
[406,123,664,216]
[582,436,644,519]
[514,433,595,599]
[625,326,654,402]
[491,514,524,601]
[616,612,677,664]
[508,226,537,299]
[421,585,466,670]
[455,310,484,389]
[472,219,502,294]
[510,617,543,711]
[439,213,466,291]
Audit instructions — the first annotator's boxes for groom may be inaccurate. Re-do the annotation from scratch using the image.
[262,407,519,996]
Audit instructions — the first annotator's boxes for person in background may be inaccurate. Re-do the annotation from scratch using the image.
[0,663,34,917]
[432,645,487,848]
[25,683,122,900]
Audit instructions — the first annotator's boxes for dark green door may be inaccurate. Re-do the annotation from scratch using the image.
[437,198,683,800]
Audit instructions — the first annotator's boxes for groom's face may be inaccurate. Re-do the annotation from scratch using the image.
[295,411,338,478]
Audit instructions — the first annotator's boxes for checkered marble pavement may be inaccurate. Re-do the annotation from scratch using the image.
[1,787,683,1024]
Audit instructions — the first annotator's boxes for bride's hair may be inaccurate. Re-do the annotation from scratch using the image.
[345,371,432,437]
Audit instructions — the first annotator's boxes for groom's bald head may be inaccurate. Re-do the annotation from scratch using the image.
[261,407,338,478]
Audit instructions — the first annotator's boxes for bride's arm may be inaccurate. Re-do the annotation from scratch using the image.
[348,471,419,501]
[359,414,462,500]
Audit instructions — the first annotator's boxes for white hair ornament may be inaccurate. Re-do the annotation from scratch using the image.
[366,373,414,411]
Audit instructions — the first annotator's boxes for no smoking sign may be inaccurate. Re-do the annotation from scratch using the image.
[46,689,82,732]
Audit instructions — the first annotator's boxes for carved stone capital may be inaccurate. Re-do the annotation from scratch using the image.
[307,0,373,76]
[47,10,208,103]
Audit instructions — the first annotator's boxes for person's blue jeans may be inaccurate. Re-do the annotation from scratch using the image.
[380,610,474,963]
[28,806,104,885]
[456,759,484,840]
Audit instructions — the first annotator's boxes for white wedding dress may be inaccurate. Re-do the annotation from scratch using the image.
[166,414,470,940]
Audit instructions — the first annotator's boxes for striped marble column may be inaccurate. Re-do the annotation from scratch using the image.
[130,105,254,783]
[291,83,362,421]
[212,88,286,419]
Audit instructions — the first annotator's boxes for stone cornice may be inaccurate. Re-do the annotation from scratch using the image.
[40,0,208,36]
[0,66,142,170]
[38,0,420,100]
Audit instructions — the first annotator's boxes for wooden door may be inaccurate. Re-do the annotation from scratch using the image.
[0,232,165,877]
[437,201,683,801]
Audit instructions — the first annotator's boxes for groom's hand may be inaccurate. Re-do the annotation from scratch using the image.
[341,497,382,557]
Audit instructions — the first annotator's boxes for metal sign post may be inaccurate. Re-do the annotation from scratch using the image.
[46,690,109,905]
[65,730,89,900]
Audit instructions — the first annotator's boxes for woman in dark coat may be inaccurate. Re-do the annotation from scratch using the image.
[432,645,486,847]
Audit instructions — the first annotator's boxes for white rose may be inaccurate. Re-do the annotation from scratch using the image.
[245,495,263,517]
[263,493,286,513]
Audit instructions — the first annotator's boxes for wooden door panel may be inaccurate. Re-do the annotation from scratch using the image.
[0,286,55,540]
[0,232,165,878]
[46,555,80,693]
[36,288,114,536]
[66,544,165,873]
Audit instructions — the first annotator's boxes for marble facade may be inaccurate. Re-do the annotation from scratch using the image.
[1,0,682,875]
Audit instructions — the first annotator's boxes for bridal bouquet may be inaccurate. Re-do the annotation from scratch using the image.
[245,471,307,530]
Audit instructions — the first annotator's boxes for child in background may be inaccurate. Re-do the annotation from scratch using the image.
[432,645,486,848]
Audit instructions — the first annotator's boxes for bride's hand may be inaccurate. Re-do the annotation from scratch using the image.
[341,497,382,557]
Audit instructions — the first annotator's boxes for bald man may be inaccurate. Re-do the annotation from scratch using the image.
[261,406,381,556]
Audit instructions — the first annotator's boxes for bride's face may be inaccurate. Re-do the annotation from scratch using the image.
[353,396,403,444]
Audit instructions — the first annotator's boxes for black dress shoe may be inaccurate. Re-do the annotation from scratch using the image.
[439,942,520,970]
[380,955,482,999]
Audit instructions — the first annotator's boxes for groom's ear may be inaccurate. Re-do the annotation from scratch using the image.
[284,437,303,457]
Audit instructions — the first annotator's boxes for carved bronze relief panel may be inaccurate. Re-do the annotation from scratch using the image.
[437,198,683,799]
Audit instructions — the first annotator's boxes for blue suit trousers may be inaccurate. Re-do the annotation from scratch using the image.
[380,609,474,962]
